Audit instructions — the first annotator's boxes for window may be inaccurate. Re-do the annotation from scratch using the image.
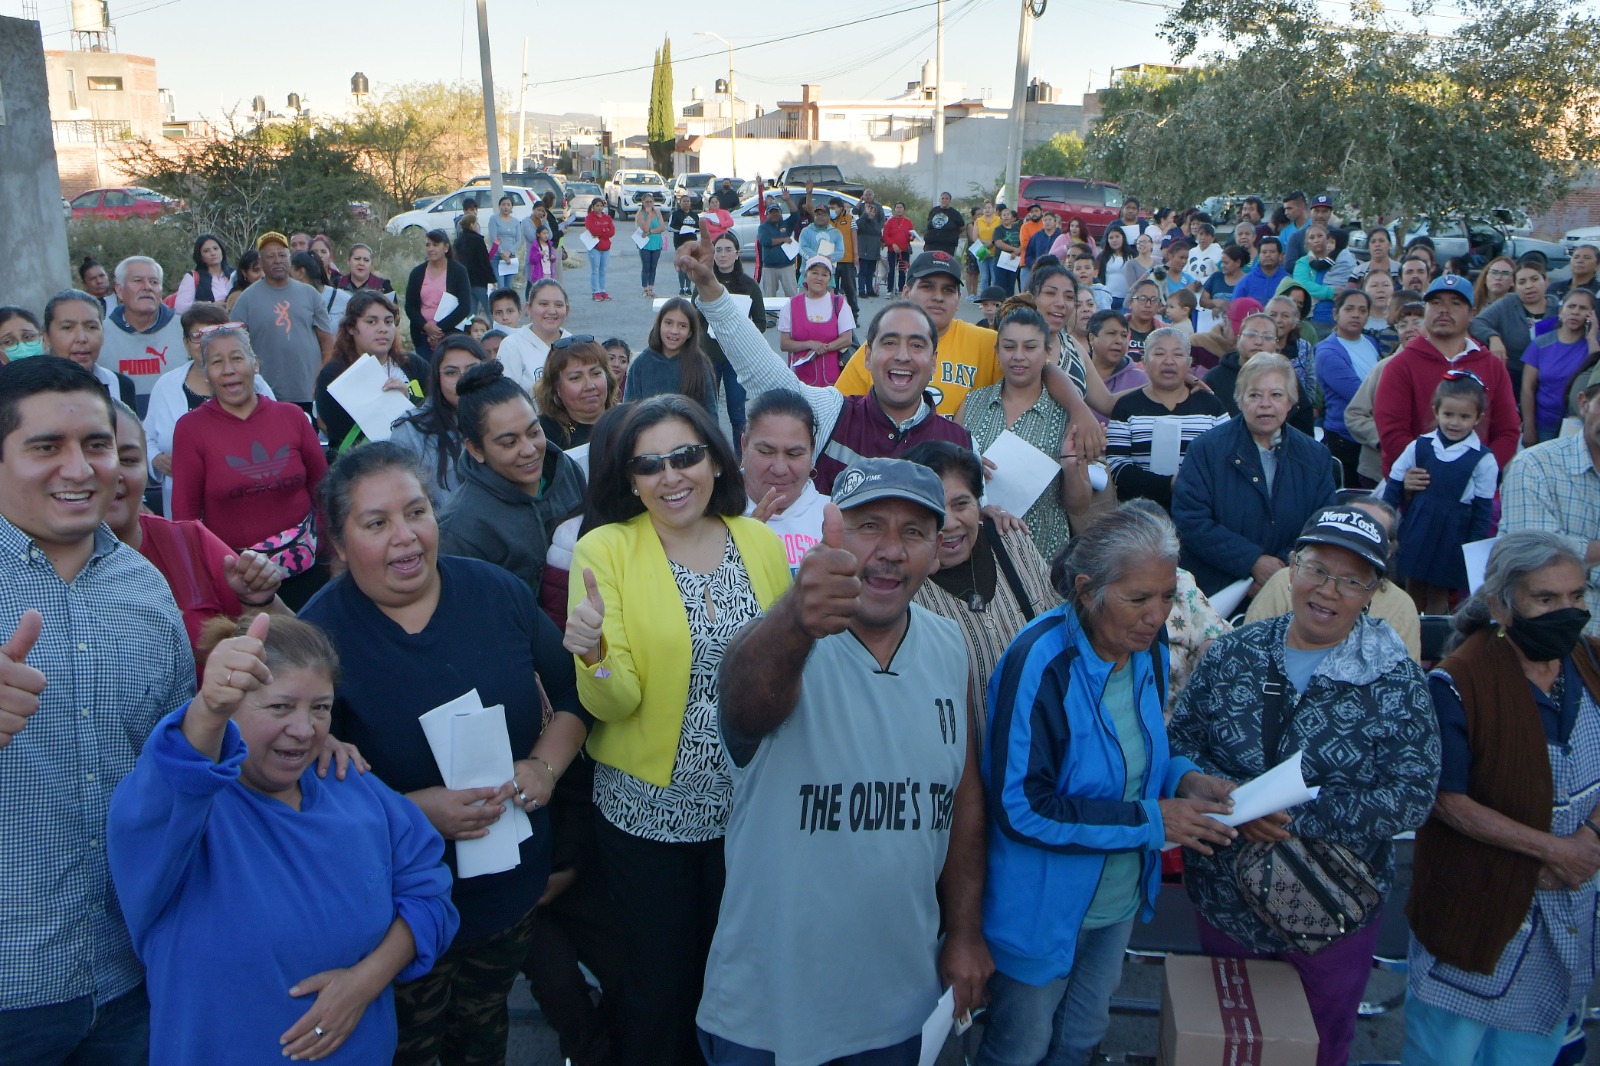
[433,192,467,211]
[87,76,123,92]
[1102,185,1124,209]
[506,192,527,206]
[103,190,134,207]
[71,192,100,209]
[1024,179,1067,202]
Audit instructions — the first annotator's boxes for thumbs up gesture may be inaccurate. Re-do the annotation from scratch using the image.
[565,568,606,666]
[196,613,273,720]
[0,610,48,751]
[791,504,862,639]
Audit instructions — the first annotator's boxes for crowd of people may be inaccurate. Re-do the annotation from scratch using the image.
[2,180,1598,1066]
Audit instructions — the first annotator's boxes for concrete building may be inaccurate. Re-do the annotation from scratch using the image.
[43,47,165,195]
[0,17,72,312]
[680,85,755,140]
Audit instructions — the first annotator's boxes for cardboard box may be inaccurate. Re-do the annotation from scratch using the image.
[1159,955,1319,1066]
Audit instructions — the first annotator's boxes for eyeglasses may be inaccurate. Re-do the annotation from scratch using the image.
[1293,557,1377,598]
[196,321,246,336]
[1239,330,1276,341]
[0,330,42,351]
[1485,269,1514,279]
[626,443,709,477]
[1129,295,1161,305]
[551,334,596,350]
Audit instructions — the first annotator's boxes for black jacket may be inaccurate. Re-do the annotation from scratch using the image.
[437,442,587,596]
[403,260,473,351]
[454,228,496,287]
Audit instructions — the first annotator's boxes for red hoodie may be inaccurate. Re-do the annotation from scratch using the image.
[882,215,915,252]
[1373,334,1520,474]
[585,211,616,251]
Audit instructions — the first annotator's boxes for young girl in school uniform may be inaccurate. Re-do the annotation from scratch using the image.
[1381,371,1499,615]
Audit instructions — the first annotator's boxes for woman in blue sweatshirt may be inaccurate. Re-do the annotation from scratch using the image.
[108,613,459,1065]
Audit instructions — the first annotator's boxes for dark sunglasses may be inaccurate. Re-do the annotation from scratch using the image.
[551,334,596,350]
[627,443,709,477]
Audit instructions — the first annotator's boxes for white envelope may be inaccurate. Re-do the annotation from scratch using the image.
[433,291,459,322]
[1161,751,1322,851]
[325,354,415,443]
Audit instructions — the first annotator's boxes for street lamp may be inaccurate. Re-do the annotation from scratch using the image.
[696,30,736,179]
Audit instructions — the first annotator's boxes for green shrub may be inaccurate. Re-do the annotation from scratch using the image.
[852,173,931,224]
[65,217,195,295]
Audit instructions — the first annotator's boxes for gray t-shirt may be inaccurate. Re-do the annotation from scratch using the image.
[231,278,332,403]
[697,604,969,1066]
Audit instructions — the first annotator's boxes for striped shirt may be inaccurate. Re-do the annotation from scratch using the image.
[1501,434,1600,635]
[1105,389,1229,510]
[0,518,193,1010]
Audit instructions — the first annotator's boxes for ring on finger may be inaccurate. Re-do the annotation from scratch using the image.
[314,1026,325,1037]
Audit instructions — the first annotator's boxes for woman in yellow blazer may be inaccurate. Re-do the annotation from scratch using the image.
[565,394,791,1066]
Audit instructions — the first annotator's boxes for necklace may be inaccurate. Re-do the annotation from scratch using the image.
[964,556,986,613]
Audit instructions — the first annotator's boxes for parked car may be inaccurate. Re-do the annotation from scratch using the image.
[606,170,672,218]
[672,172,719,207]
[69,187,179,221]
[1347,215,1567,269]
[467,171,566,215]
[563,181,608,219]
[769,165,866,198]
[1564,224,1600,254]
[1015,177,1127,236]
[385,184,548,237]
[728,187,862,261]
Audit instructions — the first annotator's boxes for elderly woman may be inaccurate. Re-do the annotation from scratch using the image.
[1167,506,1440,1066]
[534,336,619,451]
[1106,326,1227,512]
[108,614,458,1065]
[389,335,487,508]
[170,324,328,609]
[565,396,791,1066]
[437,361,586,597]
[1172,352,1339,597]
[978,501,1238,1066]
[297,442,589,1066]
[1403,532,1600,1065]
[740,389,830,572]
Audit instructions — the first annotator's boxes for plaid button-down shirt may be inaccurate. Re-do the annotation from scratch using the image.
[0,517,192,1011]
[1501,433,1600,635]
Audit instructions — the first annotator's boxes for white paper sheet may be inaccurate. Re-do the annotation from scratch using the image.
[1208,576,1253,619]
[782,239,801,261]
[1088,462,1108,491]
[497,257,519,278]
[1162,751,1322,850]
[578,230,600,251]
[917,987,955,1066]
[1147,417,1184,477]
[817,238,835,258]
[1462,537,1498,594]
[565,443,591,479]
[996,251,1021,272]
[981,429,1062,517]
[679,223,698,235]
[631,227,649,249]
[325,354,416,443]
[418,689,532,879]
[433,291,459,323]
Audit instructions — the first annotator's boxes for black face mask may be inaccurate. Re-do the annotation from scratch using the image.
[1506,606,1591,662]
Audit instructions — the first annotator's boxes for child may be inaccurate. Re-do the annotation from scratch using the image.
[467,314,490,341]
[602,337,632,399]
[489,287,522,331]
[975,285,1006,331]
[1163,289,1197,336]
[1381,371,1498,615]
[528,226,554,286]
[1522,288,1599,445]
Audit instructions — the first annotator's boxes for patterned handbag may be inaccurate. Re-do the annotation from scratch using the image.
[1232,654,1382,955]
[247,512,318,577]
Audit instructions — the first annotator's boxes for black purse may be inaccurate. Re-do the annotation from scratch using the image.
[1231,654,1381,955]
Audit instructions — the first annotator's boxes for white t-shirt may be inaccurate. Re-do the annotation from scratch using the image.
[496,325,570,396]
[776,294,855,337]
[745,482,830,573]
[1185,243,1223,283]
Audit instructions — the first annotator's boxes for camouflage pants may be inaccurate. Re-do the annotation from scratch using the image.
[392,906,539,1066]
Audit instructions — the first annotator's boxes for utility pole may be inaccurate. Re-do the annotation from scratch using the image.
[515,37,528,173]
[932,0,944,201]
[475,0,503,205]
[697,30,737,178]
[1003,0,1035,210]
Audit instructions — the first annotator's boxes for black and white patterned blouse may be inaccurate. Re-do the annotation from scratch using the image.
[594,535,763,843]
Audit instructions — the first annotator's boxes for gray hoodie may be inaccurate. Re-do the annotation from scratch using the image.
[437,442,586,596]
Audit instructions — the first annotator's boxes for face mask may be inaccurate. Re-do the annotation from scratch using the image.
[829,210,839,219]
[5,340,43,360]
[1507,606,1591,662]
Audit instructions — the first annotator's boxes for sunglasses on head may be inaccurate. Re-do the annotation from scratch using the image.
[626,443,709,477]
[552,334,596,350]
[196,321,246,336]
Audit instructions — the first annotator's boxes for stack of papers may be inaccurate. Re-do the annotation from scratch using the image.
[418,689,532,878]
[1161,751,1321,851]
[326,354,415,443]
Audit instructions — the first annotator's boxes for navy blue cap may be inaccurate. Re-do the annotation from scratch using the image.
[831,458,946,522]
[1424,274,1475,308]
[1311,194,1334,208]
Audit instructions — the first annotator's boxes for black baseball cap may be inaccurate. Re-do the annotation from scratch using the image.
[978,285,1006,302]
[908,250,961,282]
[1295,506,1389,576]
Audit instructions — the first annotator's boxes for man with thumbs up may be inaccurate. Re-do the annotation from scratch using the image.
[0,357,193,1063]
[697,458,993,1065]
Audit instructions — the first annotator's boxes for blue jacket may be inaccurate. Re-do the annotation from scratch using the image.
[1232,264,1288,306]
[1171,417,1340,596]
[982,604,1197,985]
[756,220,793,267]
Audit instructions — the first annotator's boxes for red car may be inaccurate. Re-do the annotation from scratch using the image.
[69,187,178,221]
[1015,177,1130,235]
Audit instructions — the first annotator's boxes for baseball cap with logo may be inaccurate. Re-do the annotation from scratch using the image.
[1311,194,1334,209]
[908,250,961,282]
[1424,274,1475,308]
[1294,506,1389,576]
[256,231,289,251]
[831,458,946,522]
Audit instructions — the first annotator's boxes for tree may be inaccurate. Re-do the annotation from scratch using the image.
[1020,132,1090,178]
[117,117,378,255]
[330,82,490,211]
[648,36,676,179]
[1088,0,1600,225]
